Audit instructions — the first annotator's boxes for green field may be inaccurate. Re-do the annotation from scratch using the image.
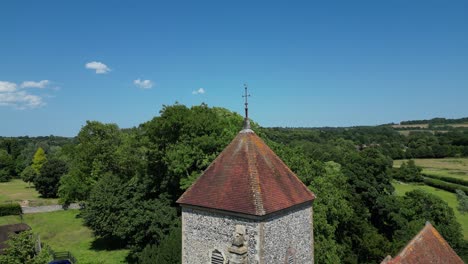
[0,179,58,206]
[394,158,468,181]
[393,182,468,239]
[0,210,128,264]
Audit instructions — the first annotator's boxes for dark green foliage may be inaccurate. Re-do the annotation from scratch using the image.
[0,230,51,264]
[393,160,423,182]
[20,166,37,185]
[34,159,68,198]
[398,190,464,251]
[143,104,244,201]
[308,162,354,263]
[58,121,123,203]
[82,173,178,251]
[423,178,468,193]
[0,203,22,216]
[78,104,246,259]
[423,173,468,186]
[262,124,468,160]
[138,225,181,264]
[0,136,73,181]
[456,190,468,214]
[263,125,468,262]
[400,117,468,125]
[0,149,14,182]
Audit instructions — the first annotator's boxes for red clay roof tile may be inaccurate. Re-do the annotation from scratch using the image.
[177,129,315,216]
[381,222,464,264]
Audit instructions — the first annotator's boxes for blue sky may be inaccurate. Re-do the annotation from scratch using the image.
[1,1,467,136]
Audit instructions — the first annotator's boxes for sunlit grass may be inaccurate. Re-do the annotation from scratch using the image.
[0,179,58,206]
[0,210,128,264]
[394,158,468,181]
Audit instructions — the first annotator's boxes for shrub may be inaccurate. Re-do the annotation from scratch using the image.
[423,178,468,193]
[456,190,468,214]
[0,203,22,216]
[393,160,423,182]
[423,173,468,187]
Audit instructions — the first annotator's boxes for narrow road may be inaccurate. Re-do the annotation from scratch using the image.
[21,203,81,214]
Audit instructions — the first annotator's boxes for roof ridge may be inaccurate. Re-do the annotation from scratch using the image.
[246,134,265,215]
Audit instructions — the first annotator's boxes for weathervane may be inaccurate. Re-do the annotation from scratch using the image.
[242,84,251,129]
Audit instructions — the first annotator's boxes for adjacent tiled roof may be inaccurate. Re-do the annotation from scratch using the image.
[177,128,315,216]
[381,222,464,264]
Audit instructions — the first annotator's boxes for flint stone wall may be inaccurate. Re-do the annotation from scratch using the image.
[182,207,260,264]
[263,205,313,264]
[182,204,313,264]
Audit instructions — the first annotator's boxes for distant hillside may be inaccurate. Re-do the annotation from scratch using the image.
[399,117,468,126]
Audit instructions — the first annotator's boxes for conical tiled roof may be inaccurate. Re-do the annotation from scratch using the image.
[381,222,464,264]
[177,128,315,216]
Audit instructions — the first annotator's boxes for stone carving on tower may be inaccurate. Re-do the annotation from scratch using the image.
[228,225,248,264]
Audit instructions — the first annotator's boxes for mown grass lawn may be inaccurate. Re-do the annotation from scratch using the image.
[0,210,128,264]
[393,182,468,239]
[0,179,58,206]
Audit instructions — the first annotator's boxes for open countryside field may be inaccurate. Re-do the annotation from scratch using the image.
[393,182,468,239]
[394,158,468,181]
[391,124,430,129]
[0,179,58,206]
[0,210,128,264]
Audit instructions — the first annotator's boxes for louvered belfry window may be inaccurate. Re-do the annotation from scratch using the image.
[211,250,224,264]
[286,247,295,264]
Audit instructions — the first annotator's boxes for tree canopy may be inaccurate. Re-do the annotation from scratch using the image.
[3,104,465,263]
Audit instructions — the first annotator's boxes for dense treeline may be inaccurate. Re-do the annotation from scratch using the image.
[263,128,467,262]
[0,136,73,182]
[424,173,468,187]
[264,126,468,159]
[423,178,468,194]
[400,117,468,125]
[1,107,467,263]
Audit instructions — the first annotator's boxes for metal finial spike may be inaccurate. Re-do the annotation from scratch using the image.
[242,84,251,129]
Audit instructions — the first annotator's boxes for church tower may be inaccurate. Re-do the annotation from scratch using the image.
[177,87,315,264]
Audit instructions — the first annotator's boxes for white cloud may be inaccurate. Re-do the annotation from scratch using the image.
[0,81,17,92]
[85,61,111,74]
[0,80,48,109]
[20,80,50,89]
[0,91,44,109]
[134,79,153,89]
[192,88,205,95]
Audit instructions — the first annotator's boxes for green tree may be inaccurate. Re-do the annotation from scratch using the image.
[143,104,244,202]
[455,189,468,214]
[393,160,423,182]
[20,166,37,185]
[309,162,354,263]
[0,149,14,182]
[138,225,181,264]
[31,147,47,175]
[34,159,68,198]
[394,190,464,253]
[82,173,178,251]
[58,121,122,203]
[0,230,51,264]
